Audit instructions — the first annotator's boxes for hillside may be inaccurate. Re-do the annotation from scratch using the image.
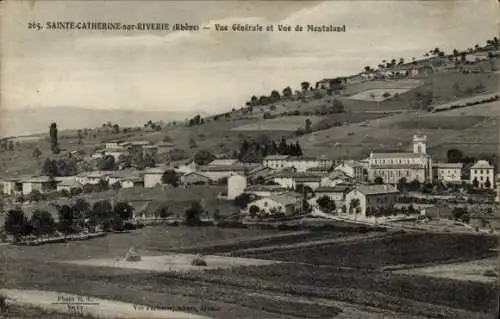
[1,41,499,177]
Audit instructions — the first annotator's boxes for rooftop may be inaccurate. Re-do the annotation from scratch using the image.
[369,164,427,169]
[268,193,302,207]
[77,171,111,178]
[58,180,84,188]
[336,160,363,168]
[471,160,494,169]
[108,169,143,179]
[104,145,128,151]
[25,176,58,183]
[356,184,399,195]
[208,159,239,166]
[263,155,290,161]
[316,185,352,193]
[199,165,247,172]
[435,162,463,169]
[121,141,152,146]
[307,167,331,171]
[144,167,170,174]
[273,171,325,179]
[245,185,288,192]
[370,152,427,159]
[181,172,212,181]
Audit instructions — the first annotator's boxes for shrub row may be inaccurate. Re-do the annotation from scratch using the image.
[430,95,499,113]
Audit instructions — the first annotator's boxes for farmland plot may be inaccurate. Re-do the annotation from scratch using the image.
[231,116,325,132]
[348,88,413,102]
[237,233,498,269]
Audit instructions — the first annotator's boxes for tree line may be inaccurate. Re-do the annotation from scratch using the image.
[238,136,303,163]
[3,199,134,243]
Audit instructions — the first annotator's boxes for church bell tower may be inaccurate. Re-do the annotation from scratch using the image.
[413,134,427,154]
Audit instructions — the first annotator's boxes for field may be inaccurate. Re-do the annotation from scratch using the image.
[393,257,499,284]
[343,79,423,95]
[297,98,499,161]
[0,226,497,319]
[231,116,325,132]
[234,233,498,270]
[348,88,413,102]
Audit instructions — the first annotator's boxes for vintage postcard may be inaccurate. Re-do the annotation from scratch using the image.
[0,0,499,318]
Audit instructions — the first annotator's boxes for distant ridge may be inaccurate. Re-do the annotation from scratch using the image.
[0,106,210,138]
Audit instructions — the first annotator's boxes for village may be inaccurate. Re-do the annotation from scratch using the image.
[0,29,499,318]
[1,130,499,244]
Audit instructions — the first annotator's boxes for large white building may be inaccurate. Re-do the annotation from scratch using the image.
[246,193,303,216]
[227,174,247,199]
[433,162,463,183]
[263,155,334,172]
[495,173,500,203]
[143,167,168,188]
[367,135,432,184]
[470,160,495,189]
[334,160,364,183]
[344,184,399,218]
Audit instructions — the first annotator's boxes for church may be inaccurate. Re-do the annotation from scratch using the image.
[367,135,433,184]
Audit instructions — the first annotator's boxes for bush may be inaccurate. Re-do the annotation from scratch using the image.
[191,255,207,266]
[0,294,6,312]
[483,269,497,277]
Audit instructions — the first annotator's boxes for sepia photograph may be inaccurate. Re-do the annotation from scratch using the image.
[0,0,499,318]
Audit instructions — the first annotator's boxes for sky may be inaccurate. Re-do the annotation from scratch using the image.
[1,0,498,115]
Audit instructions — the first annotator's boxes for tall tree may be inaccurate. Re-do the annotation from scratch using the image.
[278,137,288,155]
[300,81,310,91]
[472,178,479,188]
[270,90,281,101]
[162,170,180,187]
[144,153,156,168]
[92,200,113,230]
[294,142,303,156]
[72,198,92,220]
[56,205,74,236]
[305,118,312,132]
[49,122,59,154]
[185,201,203,226]
[446,149,463,163]
[484,178,491,189]
[282,86,292,98]
[98,155,116,171]
[316,196,336,212]
[114,202,134,221]
[4,209,31,242]
[193,150,215,165]
[42,158,58,177]
[30,210,56,237]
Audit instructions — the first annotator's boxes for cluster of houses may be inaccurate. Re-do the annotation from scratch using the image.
[1,134,498,221]
[92,139,176,161]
